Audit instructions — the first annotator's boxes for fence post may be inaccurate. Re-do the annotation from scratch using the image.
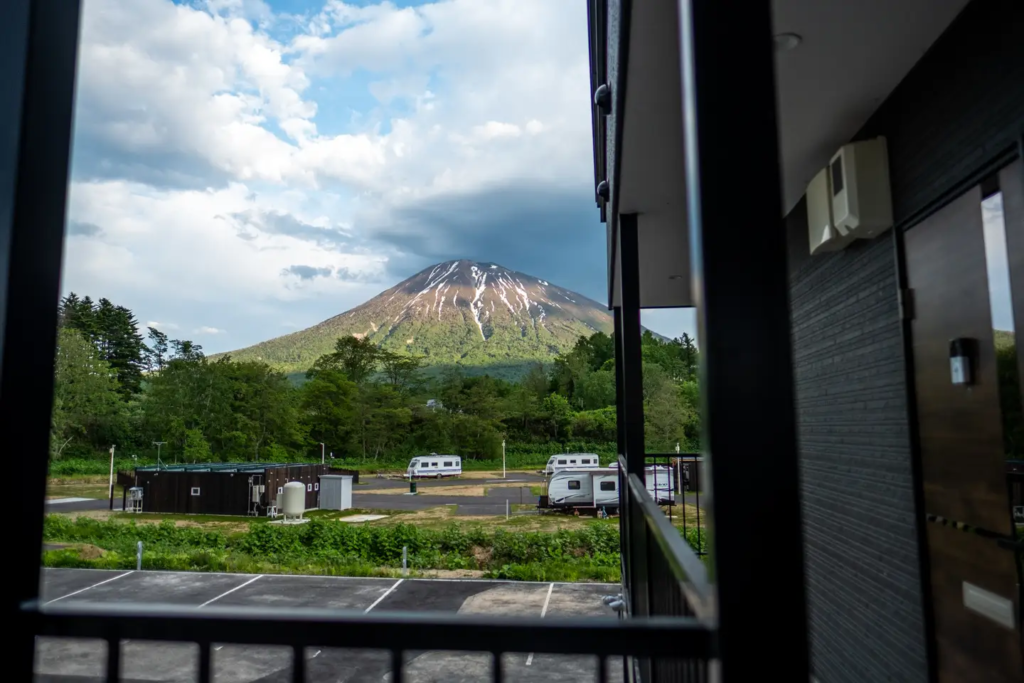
[402,546,407,576]
[136,541,143,571]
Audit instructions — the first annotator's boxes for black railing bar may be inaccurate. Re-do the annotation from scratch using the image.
[24,601,714,659]
[292,645,305,683]
[492,651,503,683]
[627,474,714,618]
[391,650,404,683]
[198,641,212,683]
[598,655,608,683]
[106,637,120,683]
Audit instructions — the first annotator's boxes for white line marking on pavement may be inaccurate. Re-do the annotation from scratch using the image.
[46,497,95,504]
[197,575,262,608]
[215,646,223,651]
[364,579,404,613]
[45,571,134,605]
[525,583,555,666]
[312,650,321,658]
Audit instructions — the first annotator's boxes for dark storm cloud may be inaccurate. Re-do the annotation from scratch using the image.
[282,264,334,280]
[67,221,103,237]
[68,132,231,191]
[336,267,384,284]
[368,184,607,301]
[230,209,355,249]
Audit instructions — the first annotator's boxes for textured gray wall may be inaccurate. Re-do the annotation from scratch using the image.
[786,2,1024,680]
[788,206,927,682]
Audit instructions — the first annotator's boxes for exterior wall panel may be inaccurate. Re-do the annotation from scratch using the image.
[786,3,1024,680]
[788,204,927,683]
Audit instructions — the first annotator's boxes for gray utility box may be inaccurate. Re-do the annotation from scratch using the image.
[319,475,353,511]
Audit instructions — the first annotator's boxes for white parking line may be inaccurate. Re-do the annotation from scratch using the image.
[525,583,555,666]
[364,579,404,613]
[197,575,263,608]
[45,571,134,605]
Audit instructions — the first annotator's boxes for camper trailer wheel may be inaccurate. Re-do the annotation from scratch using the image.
[436,473,442,479]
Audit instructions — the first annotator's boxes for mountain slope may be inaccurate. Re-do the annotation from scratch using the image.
[223,260,615,376]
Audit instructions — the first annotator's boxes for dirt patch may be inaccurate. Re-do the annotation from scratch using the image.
[416,569,486,579]
[359,485,488,496]
[471,545,492,568]
[75,544,107,560]
[458,470,536,480]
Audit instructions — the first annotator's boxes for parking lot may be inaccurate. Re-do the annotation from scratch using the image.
[36,569,625,683]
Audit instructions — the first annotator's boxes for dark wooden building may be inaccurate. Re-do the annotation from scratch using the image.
[124,463,359,516]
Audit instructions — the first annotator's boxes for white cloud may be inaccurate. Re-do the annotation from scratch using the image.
[64,0,596,352]
[145,321,179,331]
[195,326,226,335]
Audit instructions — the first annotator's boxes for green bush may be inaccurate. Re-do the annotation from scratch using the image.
[42,516,622,581]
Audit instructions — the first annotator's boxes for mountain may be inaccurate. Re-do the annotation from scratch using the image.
[221,260,616,377]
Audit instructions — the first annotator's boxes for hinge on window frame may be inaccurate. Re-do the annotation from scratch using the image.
[899,288,914,321]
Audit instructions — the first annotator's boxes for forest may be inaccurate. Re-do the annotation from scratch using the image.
[50,294,702,468]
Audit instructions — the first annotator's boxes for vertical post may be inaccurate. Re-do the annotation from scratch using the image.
[2,2,83,680]
[678,0,809,679]
[618,213,648,630]
[320,442,325,465]
[612,306,631,603]
[108,445,116,510]
[402,546,407,575]
[617,213,645,479]
[136,541,143,571]
[502,439,506,479]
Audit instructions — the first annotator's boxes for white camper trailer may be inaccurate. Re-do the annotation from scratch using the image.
[544,453,602,475]
[548,465,674,511]
[406,454,462,479]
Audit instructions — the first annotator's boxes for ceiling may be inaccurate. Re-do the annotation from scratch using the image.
[610,0,971,308]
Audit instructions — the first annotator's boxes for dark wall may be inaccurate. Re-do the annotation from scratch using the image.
[138,470,251,516]
[788,203,927,683]
[787,3,1024,681]
[858,0,1024,229]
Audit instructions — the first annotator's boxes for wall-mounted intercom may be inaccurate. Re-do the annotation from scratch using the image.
[949,338,976,386]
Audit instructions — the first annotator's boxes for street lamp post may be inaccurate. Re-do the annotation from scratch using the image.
[320,442,325,465]
[108,445,116,510]
[502,439,506,479]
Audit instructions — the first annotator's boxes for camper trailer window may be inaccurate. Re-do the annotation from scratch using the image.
[444,461,452,467]
[600,481,616,491]
[190,487,201,496]
[582,459,590,464]
[558,459,567,465]
[570,460,577,464]
[568,480,581,490]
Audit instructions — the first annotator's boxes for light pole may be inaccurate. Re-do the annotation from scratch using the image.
[320,442,325,465]
[153,441,166,468]
[502,439,506,479]
[108,445,116,510]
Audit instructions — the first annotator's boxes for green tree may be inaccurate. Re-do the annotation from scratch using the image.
[51,328,124,458]
[182,428,212,462]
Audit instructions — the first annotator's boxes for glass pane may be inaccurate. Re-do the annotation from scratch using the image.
[981,192,1023,460]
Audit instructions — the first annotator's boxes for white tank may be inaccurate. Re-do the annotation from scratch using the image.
[281,481,306,519]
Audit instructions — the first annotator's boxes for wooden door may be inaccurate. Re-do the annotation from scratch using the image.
[905,175,1023,683]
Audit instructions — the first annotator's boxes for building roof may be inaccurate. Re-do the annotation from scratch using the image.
[135,462,321,473]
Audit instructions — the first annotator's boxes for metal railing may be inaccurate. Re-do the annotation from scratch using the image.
[644,453,706,557]
[23,599,714,683]
[619,457,715,682]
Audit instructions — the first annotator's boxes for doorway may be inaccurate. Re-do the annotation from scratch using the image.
[904,158,1023,682]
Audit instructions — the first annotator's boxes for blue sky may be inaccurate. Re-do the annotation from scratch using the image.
[61,0,696,352]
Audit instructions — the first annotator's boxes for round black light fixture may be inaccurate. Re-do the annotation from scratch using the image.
[596,180,610,201]
[594,84,612,113]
